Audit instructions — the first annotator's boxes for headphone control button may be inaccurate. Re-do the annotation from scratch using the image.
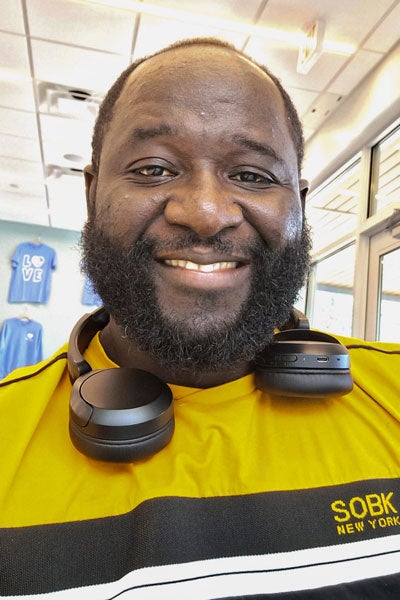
[272,354,298,364]
[282,354,298,362]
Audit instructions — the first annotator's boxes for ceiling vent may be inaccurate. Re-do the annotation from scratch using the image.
[46,164,84,179]
[38,82,103,118]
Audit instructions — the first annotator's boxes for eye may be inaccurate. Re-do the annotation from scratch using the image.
[230,169,274,186]
[133,165,175,178]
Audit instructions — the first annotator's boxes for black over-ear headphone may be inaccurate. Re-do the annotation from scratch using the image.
[68,307,353,462]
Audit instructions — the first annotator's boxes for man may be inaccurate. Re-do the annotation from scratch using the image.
[1,38,400,598]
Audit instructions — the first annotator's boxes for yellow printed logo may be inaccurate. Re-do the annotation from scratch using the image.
[331,492,400,536]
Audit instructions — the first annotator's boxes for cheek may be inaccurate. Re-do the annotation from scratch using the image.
[246,193,303,250]
[94,184,165,243]
[282,203,304,243]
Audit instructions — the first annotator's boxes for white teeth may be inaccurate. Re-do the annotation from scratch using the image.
[165,259,237,272]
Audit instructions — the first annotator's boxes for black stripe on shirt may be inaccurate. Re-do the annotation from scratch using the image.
[1,478,400,595]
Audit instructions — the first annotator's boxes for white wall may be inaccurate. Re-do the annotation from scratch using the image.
[0,220,97,360]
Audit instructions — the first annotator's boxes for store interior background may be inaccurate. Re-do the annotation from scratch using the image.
[1,0,400,359]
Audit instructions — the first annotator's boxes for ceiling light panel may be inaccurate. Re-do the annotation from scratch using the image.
[141,0,262,21]
[316,0,395,47]
[363,2,400,53]
[0,32,31,76]
[0,156,44,181]
[245,41,348,92]
[31,39,129,92]
[327,49,384,96]
[27,0,138,55]
[0,175,45,197]
[133,13,248,57]
[0,0,25,34]
[0,107,38,138]
[0,194,50,227]
[0,134,42,163]
[285,87,319,118]
[0,80,36,112]
[302,92,343,131]
[85,0,355,55]
[258,0,394,50]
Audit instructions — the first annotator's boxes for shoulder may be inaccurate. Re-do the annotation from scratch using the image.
[335,334,400,409]
[0,344,69,393]
[336,332,400,351]
[336,333,400,365]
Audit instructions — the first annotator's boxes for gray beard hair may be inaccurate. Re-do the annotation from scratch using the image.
[81,225,311,373]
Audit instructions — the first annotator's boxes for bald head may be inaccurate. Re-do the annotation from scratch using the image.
[91,38,304,174]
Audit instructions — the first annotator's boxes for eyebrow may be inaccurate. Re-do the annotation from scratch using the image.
[130,127,286,167]
[131,124,176,141]
[232,134,285,166]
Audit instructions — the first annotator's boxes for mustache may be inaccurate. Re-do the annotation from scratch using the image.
[128,231,266,258]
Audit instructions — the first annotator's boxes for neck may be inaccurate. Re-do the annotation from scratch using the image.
[99,318,253,388]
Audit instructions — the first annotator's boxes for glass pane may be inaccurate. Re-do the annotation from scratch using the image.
[377,247,400,342]
[310,244,355,336]
[371,126,400,214]
[293,286,306,314]
[306,159,362,255]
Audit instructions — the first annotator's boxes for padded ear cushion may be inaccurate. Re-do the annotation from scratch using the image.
[69,418,175,462]
[69,367,174,462]
[254,329,353,397]
[255,369,353,397]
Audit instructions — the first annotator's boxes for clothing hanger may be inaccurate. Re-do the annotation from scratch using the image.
[17,305,31,321]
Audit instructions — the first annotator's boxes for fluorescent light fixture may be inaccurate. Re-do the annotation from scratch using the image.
[297,21,325,74]
[82,0,356,56]
[323,39,357,55]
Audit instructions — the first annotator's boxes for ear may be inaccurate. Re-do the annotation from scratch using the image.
[84,164,97,218]
[299,178,309,211]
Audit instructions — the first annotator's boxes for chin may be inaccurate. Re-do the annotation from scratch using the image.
[160,302,243,334]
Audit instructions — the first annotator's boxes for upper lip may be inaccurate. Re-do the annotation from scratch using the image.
[154,248,250,266]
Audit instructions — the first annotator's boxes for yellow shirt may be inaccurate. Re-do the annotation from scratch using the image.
[0,332,400,597]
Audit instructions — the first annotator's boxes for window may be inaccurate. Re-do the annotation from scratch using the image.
[378,247,400,342]
[306,159,362,255]
[365,228,400,342]
[308,244,355,336]
[293,286,306,314]
[303,122,400,340]
[370,125,400,215]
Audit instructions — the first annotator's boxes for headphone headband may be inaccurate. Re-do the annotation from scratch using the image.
[68,308,109,381]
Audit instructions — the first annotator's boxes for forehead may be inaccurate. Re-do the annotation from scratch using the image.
[113,45,288,129]
[100,45,298,171]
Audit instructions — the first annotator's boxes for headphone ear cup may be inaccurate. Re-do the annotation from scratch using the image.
[69,367,174,462]
[254,329,353,397]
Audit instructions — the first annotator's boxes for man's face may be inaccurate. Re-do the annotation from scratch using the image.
[83,46,310,372]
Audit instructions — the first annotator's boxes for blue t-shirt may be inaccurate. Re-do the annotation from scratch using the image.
[8,242,57,303]
[81,275,102,306]
[0,318,43,379]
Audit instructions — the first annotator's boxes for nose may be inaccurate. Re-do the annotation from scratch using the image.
[164,173,244,237]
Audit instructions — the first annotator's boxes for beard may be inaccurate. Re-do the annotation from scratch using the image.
[81,222,311,373]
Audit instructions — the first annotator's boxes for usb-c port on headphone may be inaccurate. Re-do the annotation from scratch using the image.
[317,356,329,362]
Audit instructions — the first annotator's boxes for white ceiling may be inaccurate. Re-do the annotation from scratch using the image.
[1,0,400,231]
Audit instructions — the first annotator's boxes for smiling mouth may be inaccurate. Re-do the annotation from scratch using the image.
[164,259,238,272]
